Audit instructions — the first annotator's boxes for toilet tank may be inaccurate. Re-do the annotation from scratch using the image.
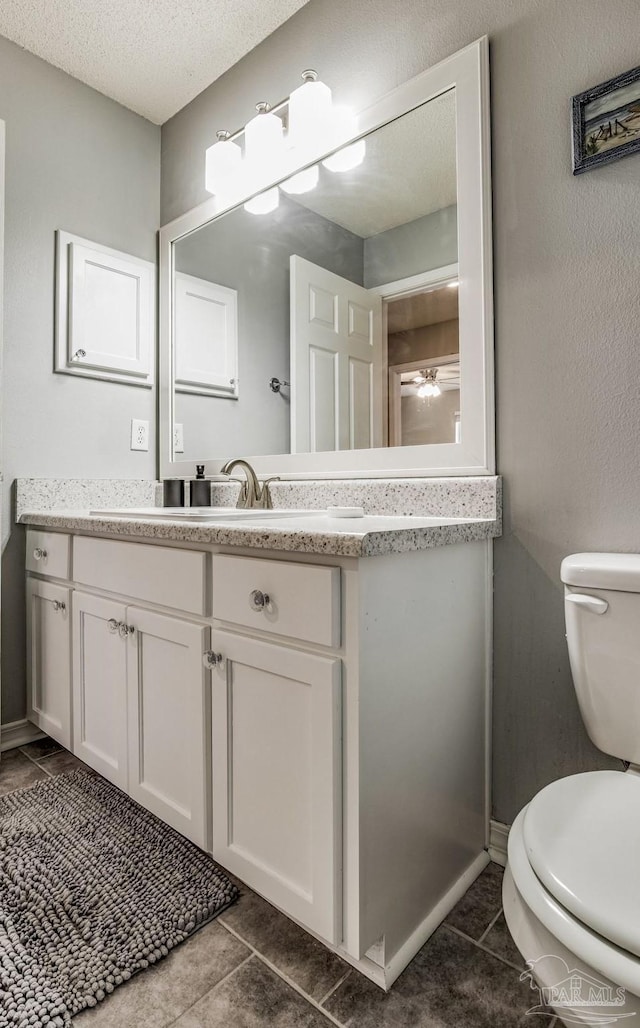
[562,553,640,764]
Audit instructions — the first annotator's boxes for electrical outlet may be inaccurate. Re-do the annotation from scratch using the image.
[174,423,184,453]
[130,419,149,451]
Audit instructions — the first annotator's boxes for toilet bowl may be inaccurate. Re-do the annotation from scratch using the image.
[504,774,640,1024]
[503,553,640,1025]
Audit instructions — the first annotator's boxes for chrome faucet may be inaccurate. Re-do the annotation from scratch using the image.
[219,458,279,509]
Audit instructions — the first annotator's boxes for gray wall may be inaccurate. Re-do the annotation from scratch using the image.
[162,0,640,823]
[175,195,363,459]
[400,389,460,446]
[363,206,457,288]
[1,36,160,722]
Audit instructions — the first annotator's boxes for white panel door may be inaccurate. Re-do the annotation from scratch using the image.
[174,272,238,397]
[72,592,128,788]
[290,255,383,453]
[210,629,342,943]
[26,578,72,749]
[127,607,210,848]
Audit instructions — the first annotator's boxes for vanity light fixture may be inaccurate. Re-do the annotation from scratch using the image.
[204,70,367,213]
[414,369,442,398]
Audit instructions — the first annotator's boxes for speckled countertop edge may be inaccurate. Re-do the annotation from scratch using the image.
[19,510,501,558]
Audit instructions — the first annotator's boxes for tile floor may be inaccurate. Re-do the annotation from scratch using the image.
[2,739,558,1027]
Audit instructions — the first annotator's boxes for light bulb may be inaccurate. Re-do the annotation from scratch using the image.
[205,131,242,195]
[288,70,333,154]
[281,165,319,194]
[244,186,280,215]
[431,383,441,397]
[322,105,366,172]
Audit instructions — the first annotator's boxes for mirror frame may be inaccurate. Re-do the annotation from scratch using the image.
[159,36,493,479]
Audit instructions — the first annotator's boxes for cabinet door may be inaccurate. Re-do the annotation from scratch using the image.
[72,592,128,788]
[26,577,72,749]
[127,607,209,848]
[210,629,342,943]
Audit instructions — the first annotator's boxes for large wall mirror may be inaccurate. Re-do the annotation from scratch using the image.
[159,38,493,478]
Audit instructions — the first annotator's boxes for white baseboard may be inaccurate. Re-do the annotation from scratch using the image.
[1,718,46,752]
[489,819,510,866]
[337,850,491,990]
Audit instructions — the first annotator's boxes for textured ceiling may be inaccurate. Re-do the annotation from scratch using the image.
[0,0,311,124]
[296,88,457,237]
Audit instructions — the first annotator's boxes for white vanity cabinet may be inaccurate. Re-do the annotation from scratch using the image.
[26,577,72,749]
[25,523,491,990]
[28,531,211,849]
[126,607,210,848]
[72,591,128,788]
[72,592,210,844]
[210,629,342,943]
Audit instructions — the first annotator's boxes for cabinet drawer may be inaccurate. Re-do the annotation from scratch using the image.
[26,530,70,579]
[74,537,207,615]
[211,554,340,647]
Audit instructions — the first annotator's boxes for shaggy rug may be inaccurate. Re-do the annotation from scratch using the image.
[0,769,238,1026]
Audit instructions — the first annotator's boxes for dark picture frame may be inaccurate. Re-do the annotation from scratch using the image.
[572,63,640,174]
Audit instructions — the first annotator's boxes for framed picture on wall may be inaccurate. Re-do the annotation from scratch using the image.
[572,63,640,174]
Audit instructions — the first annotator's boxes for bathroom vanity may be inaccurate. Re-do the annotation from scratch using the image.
[21,502,498,988]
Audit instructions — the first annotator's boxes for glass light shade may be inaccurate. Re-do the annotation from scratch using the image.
[244,186,280,215]
[288,74,332,152]
[244,105,284,173]
[417,382,441,398]
[204,134,242,195]
[281,165,319,195]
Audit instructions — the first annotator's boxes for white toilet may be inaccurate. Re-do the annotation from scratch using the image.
[503,552,640,1025]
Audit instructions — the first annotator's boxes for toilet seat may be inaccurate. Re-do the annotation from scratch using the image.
[523,770,640,959]
[507,793,640,998]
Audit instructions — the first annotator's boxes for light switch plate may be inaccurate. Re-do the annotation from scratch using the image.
[130,419,149,451]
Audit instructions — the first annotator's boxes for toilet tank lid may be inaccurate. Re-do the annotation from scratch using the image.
[561,552,640,591]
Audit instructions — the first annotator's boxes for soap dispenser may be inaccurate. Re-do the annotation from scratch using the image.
[190,465,210,507]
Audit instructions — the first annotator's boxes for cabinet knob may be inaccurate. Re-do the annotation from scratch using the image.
[108,618,120,634]
[203,650,224,669]
[33,547,47,561]
[52,600,66,613]
[119,623,135,638]
[250,589,270,612]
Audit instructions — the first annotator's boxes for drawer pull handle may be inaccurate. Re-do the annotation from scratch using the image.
[119,623,135,638]
[250,589,270,612]
[203,650,224,669]
[33,548,47,561]
[52,600,66,613]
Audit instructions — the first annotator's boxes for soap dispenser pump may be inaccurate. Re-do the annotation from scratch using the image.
[190,465,210,507]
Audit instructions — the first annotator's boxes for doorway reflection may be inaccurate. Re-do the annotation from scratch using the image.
[387,279,460,446]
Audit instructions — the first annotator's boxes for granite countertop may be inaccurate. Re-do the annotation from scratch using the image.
[19,508,501,558]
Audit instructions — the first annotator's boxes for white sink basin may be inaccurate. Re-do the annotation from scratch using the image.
[88,506,323,522]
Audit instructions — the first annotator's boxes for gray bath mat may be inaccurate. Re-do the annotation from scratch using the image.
[0,769,238,1026]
